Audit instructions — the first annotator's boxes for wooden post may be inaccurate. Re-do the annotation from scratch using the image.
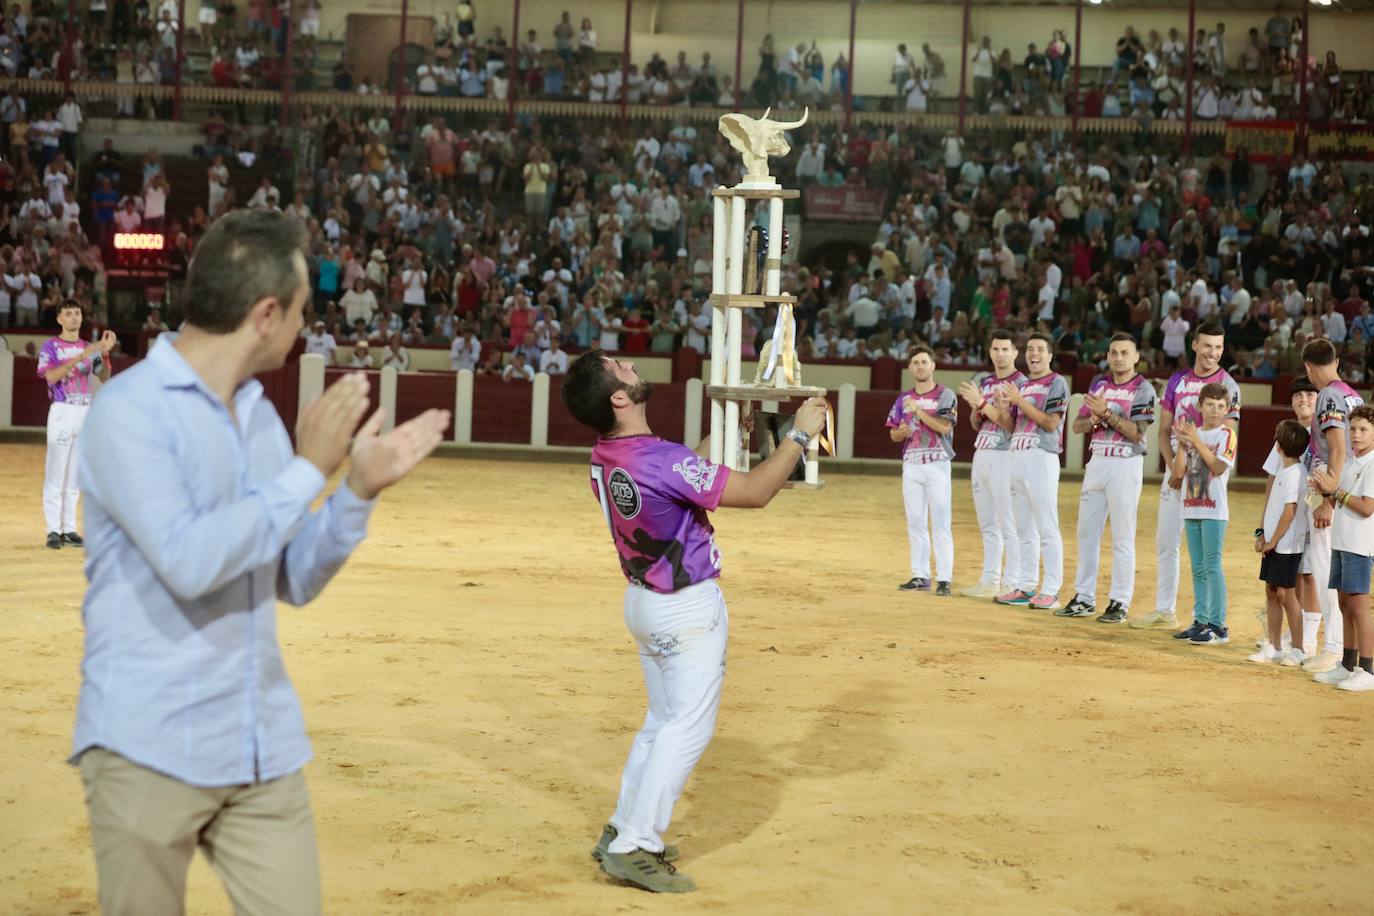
[619,0,631,125]
[709,195,728,465]
[956,0,971,136]
[62,0,77,93]
[172,0,185,119]
[508,0,520,125]
[844,0,856,131]
[733,0,744,110]
[1071,0,1083,149]
[1183,0,1196,156]
[454,369,474,443]
[1297,0,1310,154]
[379,365,398,433]
[281,0,295,125]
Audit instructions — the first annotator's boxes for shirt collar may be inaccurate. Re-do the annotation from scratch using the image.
[147,333,266,416]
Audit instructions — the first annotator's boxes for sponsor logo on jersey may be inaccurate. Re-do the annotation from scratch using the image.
[607,468,641,519]
[672,455,720,495]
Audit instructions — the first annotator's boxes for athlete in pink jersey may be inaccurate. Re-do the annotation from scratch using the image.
[1301,338,1367,673]
[1143,321,1240,629]
[1062,333,1157,621]
[36,300,116,548]
[561,349,828,894]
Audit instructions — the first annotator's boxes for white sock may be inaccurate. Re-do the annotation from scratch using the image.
[1302,611,1321,655]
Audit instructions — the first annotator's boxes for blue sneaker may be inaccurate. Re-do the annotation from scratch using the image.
[1190,624,1230,645]
[1173,621,1207,641]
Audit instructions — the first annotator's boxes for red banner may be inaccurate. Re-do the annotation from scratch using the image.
[803,186,889,223]
[1224,120,1295,163]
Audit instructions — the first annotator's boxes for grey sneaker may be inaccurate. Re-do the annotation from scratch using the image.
[935,581,952,596]
[599,848,696,893]
[591,825,677,863]
[1056,597,1095,618]
[1097,601,1129,624]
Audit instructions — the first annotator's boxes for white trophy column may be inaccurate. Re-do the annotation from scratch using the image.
[709,195,727,465]
[722,195,747,470]
[766,197,784,393]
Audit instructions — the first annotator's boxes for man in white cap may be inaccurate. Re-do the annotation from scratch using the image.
[303,320,337,363]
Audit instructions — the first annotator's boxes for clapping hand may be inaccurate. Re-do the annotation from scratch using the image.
[1176,419,1200,444]
[347,406,452,500]
[97,330,118,354]
[997,382,1022,408]
[957,380,983,407]
[1083,392,1108,419]
[1310,465,1339,497]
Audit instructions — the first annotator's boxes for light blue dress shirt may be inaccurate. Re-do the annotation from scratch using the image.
[71,336,376,788]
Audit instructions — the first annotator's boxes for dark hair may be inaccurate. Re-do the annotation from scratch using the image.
[1301,338,1338,368]
[1109,331,1137,345]
[1195,320,1226,339]
[1027,332,1053,349]
[1199,382,1229,404]
[1289,375,1318,396]
[58,298,84,314]
[989,329,1015,345]
[1350,405,1374,428]
[561,350,620,434]
[183,210,308,334]
[1276,419,1310,459]
[909,344,935,362]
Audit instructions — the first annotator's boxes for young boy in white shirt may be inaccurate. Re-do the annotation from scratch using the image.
[1309,405,1374,690]
[1171,383,1238,645]
[1250,419,1310,664]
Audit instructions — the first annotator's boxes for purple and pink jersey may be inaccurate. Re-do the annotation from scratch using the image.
[36,337,101,406]
[973,370,1026,451]
[886,384,957,464]
[1160,367,1240,449]
[1079,373,1157,459]
[588,436,732,593]
[1010,373,1070,454]
[1311,380,1364,466]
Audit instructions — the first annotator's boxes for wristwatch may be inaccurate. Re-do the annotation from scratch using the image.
[1254,527,1264,538]
[786,428,813,450]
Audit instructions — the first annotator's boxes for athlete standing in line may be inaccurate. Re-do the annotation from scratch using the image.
[887,345,957,595]
[37,300,116,549]
[561,349,829,894]
[957,329,1024,599]
[996,333,1070,610]
[1060,333,1157,621]
[1137,321,1240,629]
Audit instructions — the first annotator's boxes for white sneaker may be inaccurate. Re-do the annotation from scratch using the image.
[1129,610,1179,630]
[960,582,1001,599]
[1336,668,1374,692]
[1254,633,1295,650]
[1313,666,1355,686]
[1277,648,1307,667]
[1302,650,1342,673]
[1248,645,1281,664]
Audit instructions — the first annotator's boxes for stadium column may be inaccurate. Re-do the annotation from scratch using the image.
[379,365,398,434]
[61,0,75,93]
[454,369,474,444]
[508,0,519,124]
[619,0,631,125]
[172,0,184,119]
[298,353,326,415]
[837,383,856,460]
[1183,0,1196,156]
[956,0,970,136]
[394,0,409,119]
[281,0,295,125]
[530,371,550,447]
[844,0,856,131]
[1297,0,1310,154]
[1070,0,1082,149]
[0,349,13,428]
[733,0,744,111]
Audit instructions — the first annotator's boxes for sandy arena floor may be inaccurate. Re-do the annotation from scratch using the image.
[2,441,1373,914]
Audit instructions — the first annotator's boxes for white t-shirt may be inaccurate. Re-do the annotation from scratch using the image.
[539,349,568,375]
[1332,450,1374,557]
[1161,315,1189,357]
[304,332,337,358]
[1181,426,1236,520]
[1260,458,1308,554]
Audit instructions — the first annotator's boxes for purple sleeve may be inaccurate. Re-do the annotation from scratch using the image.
[885,394,905,429]
[36,339,58,376]
[657,444,732,512]
[1160,371,1182,414]
[1077,378,1100,419]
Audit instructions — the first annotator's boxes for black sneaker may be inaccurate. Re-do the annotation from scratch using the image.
[1172,621,1208,640]
[1190,624,1230,645]
[46,532,62,550]
[61,532,84,547]
[935,581,952,596]
[898,577,931,591]
[1097,600,1128,624]
[1056,597,1095,618]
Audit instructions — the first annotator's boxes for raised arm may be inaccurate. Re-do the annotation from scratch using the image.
[719,397,827,508]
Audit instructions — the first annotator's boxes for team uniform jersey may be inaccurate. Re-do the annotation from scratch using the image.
[1310,381,1364,467]
[1010,373,1070,453]
[1161,367,1241,449]
[588,436,731,594]
[1181,426,1237,520]
[1079,373,1157,459]
[37,337,102,405]
[973,370,1026,450]
[886,385,957,464]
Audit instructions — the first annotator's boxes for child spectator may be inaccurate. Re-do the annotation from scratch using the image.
[1250,419,1310,665]
[1310,405,1374,691]
[1171,383,1237,645]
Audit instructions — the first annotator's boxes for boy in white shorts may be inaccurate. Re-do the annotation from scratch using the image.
[996,332,1069,610]
[1249,419,1310,665]
[887,345,957,595]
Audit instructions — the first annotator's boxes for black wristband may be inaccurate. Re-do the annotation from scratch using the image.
[1254,527,1264,538]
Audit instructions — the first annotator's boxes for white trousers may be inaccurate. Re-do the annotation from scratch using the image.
[1304,525,1342,654]
[1154,478,1185,613]
[901,460,953,581]
[971,449,1018,587]
[1010,449,1063,595]
[44,402,88,534]
[609,580,727,856]
[1074,456,1144,608]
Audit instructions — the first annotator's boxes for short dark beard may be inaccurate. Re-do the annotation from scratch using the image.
[625,379,652,404]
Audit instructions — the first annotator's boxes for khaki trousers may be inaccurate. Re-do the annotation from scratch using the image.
[79,748,321,916]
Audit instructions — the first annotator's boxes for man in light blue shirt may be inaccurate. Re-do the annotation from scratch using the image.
[72,210,450,916]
